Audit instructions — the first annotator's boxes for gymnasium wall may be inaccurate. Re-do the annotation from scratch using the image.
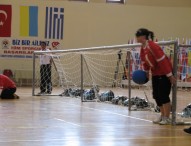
[0,0,191,85]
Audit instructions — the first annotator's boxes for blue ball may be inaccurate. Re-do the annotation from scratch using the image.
[132,70,148,85]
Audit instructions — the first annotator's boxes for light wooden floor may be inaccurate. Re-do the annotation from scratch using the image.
[0,88,190,146]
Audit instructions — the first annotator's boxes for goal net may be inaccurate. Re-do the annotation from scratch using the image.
[32,41,191,125]
[32,45,133,98]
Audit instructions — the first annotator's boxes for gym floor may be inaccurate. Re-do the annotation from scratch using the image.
[0,88,190,146]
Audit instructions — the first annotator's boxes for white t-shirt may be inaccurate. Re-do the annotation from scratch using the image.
[40,48,51,65]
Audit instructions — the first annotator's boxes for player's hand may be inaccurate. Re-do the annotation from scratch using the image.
[169,75,176,85]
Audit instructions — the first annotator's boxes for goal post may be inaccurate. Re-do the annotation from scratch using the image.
[32,40,191,125]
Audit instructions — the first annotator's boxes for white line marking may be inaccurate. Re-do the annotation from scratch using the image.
[54,118,81,127]
[68,103,153,123]
[85,106,152,122]
[0,136,189,143]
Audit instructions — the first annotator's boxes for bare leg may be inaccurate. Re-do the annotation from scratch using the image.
[159,106,164,117]
[163,102,171,118]
[153,105,164,124]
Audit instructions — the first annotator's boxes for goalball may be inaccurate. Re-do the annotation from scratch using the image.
[132,70,148,85]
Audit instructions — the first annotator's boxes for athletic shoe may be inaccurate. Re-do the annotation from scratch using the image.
[45,91,51,94]
[153,116,162,124]
[13,94,20,99]
[38,92,45,95]
[183,127,191,134]
[159,117,171,125]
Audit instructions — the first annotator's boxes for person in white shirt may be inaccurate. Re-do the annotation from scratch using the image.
[39,42,52,94]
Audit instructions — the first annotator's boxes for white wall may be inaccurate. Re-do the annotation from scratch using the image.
[0,0,191,82]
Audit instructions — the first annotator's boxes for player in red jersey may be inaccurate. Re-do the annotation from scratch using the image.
[135,28,176,125]
[0,74,19,99]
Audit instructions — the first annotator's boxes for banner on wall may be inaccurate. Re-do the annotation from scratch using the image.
[45,7,64,40]
[0,4,64,59]
[0,5,12,37]
[20,6,38,37]
[0,39,61,58]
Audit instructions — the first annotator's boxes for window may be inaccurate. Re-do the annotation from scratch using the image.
[106,0,125,4]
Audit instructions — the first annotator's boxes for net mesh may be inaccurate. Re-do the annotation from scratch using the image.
[33,48,129,97]
[33,41,191,125]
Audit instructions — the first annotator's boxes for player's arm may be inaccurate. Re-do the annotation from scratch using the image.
[149,42,172,77]
[140,48,150,73]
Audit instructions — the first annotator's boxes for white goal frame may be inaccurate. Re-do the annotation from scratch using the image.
[32,40,179,125]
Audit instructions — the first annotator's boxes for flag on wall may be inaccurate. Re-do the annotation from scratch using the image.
[20,6,38,37]
[45,7,64,39]
[188,50,191,77]
[0,5,12,37]
[180,47,188,80]
[181,59,187,80]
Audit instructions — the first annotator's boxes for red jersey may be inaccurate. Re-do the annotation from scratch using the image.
[140,40,172,77]
[0,74,16,89]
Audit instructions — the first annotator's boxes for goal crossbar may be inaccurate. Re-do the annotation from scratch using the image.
[33,40,177,54]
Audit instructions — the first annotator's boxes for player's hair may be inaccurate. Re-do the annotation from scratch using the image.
[40,41,47,46]
[135,28,154,41]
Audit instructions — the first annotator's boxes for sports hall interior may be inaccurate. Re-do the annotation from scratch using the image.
[0,0,191,146]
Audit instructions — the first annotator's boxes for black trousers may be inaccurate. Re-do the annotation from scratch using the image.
[152,75,171,106]
[40,64,52,93]
[1,88,16,99]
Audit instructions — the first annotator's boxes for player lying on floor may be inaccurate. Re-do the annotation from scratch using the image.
[0,74,19,99]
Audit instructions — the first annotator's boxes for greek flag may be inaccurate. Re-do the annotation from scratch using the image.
[45,7,64,39]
